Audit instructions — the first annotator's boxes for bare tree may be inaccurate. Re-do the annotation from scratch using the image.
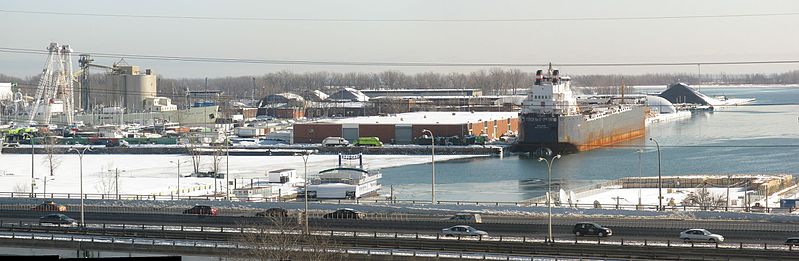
[682,187,727,211]
[95,163,117,195]
[41,136,61,177]
[13,182,28,193]
[184,136,202,175]
[237,219,345,261]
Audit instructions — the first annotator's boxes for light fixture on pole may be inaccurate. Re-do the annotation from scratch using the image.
[69,145,92,227]
[107,168,126,199]
[170,159,187,199]
[298,150,314,234]
[649,137,663,211]
[538,151,561,243]
[422,129,435,204]
[22,133,34,197]
[34,177,55,195]
[225,133,230,200]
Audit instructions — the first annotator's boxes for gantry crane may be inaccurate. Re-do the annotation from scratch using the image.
[27,43,76,125]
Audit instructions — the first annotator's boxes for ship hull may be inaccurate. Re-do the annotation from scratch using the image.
[511,106,645,154]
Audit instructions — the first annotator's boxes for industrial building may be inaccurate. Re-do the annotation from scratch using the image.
[360,88,483,98]
[293,111,519,144]
[102,65,157,112]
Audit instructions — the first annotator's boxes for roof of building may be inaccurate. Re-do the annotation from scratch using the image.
[327,88,369,102]
[306,111,518,125]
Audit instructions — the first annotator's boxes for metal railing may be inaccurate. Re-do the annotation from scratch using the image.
[0,191,788,213]
[0,220,797,253]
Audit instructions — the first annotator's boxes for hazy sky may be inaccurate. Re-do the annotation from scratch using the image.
[2,0,798,78]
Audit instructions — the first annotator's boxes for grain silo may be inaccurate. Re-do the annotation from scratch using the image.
[110,65,157,112]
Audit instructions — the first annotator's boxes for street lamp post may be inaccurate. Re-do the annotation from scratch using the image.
[69,146,92,227]
[225,134,230,200]
[35,177,55,195]
[637,149,643,208]
[649,138,663,211]
[22,133,34,197]
[422,129,436,204]
[538,153,561,243]
[300,151,311,234]
[170,160,186,199]
[107,168,125,199]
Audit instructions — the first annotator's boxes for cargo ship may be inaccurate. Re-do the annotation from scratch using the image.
[510,68,645,154]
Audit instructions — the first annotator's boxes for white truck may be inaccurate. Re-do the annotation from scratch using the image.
[322,137,349,147]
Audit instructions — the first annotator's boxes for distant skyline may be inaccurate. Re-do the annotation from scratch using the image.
[1,0,798,78]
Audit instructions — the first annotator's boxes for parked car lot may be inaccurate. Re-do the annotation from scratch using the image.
[441,225,487,237]
[680,229,724,243]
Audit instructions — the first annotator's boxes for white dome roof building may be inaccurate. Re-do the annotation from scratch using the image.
[645,95,677,114]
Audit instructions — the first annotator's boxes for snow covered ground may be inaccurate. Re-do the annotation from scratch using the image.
[574,187,748,207]
[0,154,485,196]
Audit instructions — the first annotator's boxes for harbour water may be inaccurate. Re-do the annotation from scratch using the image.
[382,87,799,202]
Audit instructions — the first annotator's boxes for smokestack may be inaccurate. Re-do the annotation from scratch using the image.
[535,70,543,85]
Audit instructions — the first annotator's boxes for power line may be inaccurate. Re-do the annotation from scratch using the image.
[3,47,799,68]
[1,9,798,22]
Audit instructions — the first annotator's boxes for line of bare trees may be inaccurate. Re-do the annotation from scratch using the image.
[4,69,799,102]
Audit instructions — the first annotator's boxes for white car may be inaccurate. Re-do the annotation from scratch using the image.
[441,225,487,237]
[680,229,724,243]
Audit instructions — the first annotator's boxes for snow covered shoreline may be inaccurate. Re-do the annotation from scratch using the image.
[0,154,489,195]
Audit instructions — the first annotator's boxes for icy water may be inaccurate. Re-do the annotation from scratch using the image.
[382,87,799,202]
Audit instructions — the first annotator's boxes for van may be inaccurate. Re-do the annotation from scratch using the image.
[354,137,383,147]
[447,213,482,223]
[322,137,349,147]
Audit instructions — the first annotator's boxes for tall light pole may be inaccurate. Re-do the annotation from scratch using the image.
[170,159,186,199]
[107,168,125,199]
[22,133,34,197]
[538,152,561,243]
[69,146,92,227]
[422,129,436,204]
[225,133,230,200]
[637,149,643,208]
[300,151,311,234]
[649,138,663,211]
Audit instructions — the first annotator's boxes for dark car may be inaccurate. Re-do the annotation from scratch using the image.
[785,237,799,246]
[323,208,361,219]
[183,205,218,216]
[32,201,67,212]
[573,222,612,237]
[255,208,289,218]
[39,214,77,226]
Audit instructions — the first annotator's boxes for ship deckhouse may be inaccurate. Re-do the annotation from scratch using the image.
[521,69,579,116]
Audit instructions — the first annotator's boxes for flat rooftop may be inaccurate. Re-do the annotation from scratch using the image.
[306,111,518,125]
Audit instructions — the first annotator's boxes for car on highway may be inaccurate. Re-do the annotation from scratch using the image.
[572,222,613,237]
[32,201,67,212]
[446,213,482,223]
[182,205,218,216]
[679,229,724,243]
[255,208,289,218]
[323,208,361,219]
[441,225,488,237]
[39,214,77,226]
[785,237,799,246]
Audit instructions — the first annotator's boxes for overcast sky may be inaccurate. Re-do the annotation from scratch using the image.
[1,0,798,78]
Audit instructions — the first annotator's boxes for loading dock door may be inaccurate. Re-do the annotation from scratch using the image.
[342,124,359,142]
[395,125,412,144]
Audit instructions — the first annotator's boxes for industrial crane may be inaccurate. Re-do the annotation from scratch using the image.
[28,43,75,126]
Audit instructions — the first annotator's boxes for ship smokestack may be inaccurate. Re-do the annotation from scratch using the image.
[535,70,543,85]
[552,70,560,84]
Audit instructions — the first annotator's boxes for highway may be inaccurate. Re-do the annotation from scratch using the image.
[0,206,797,246]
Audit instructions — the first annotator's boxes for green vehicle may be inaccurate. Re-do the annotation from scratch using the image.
[354,137,383,147]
